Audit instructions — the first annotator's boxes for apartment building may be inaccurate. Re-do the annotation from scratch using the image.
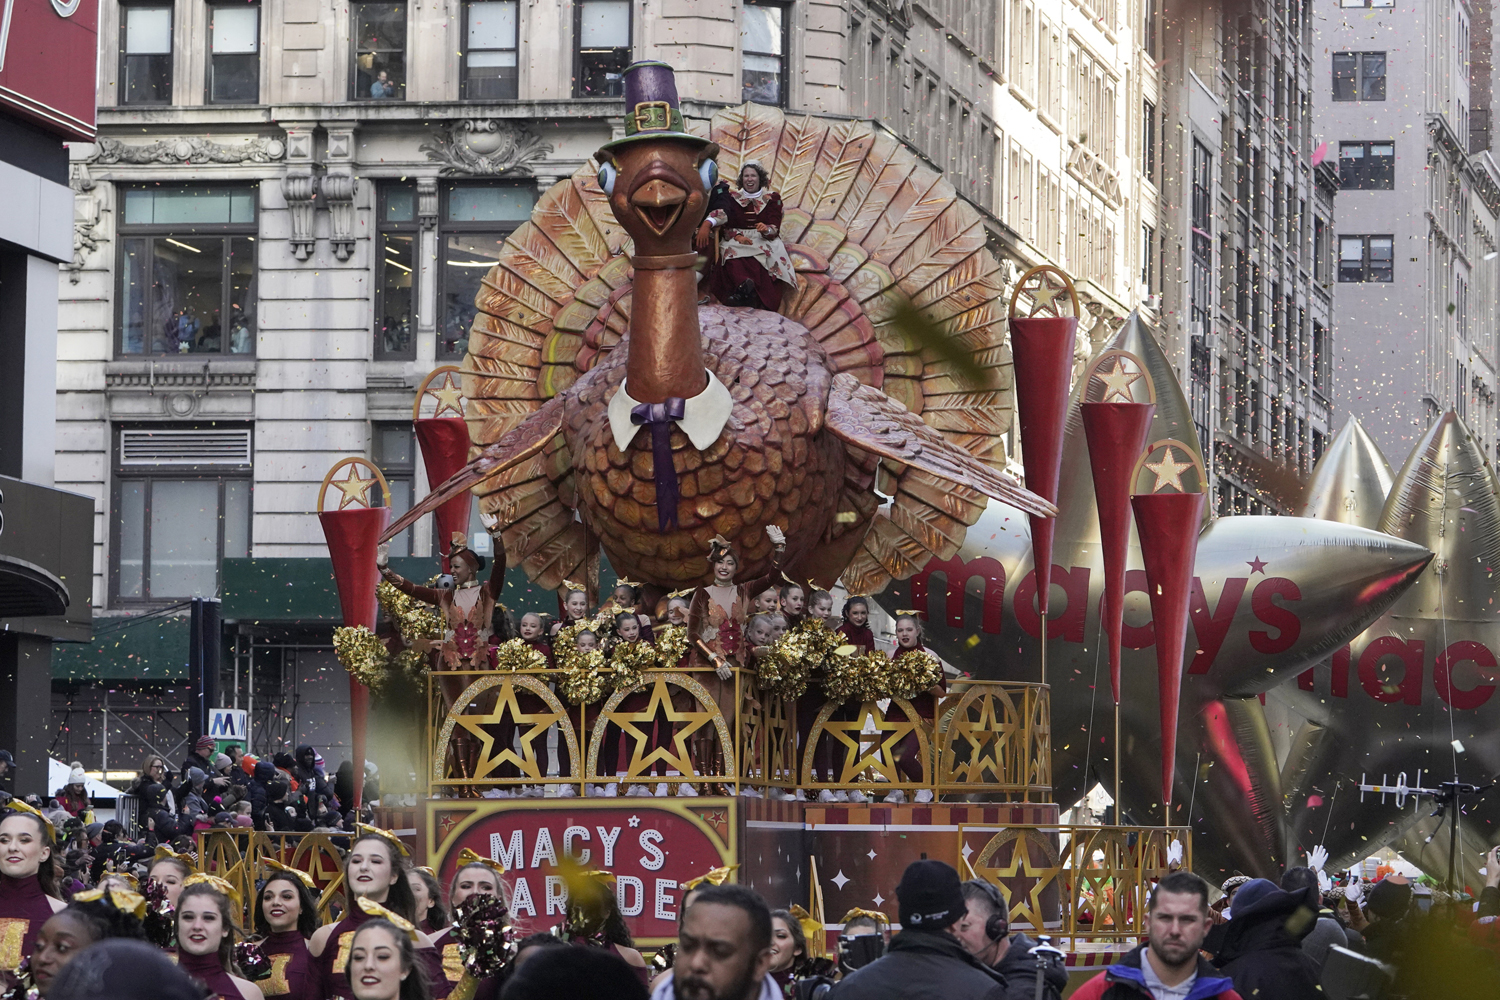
[1150,0,1337,515]
[1313,0,1500,463]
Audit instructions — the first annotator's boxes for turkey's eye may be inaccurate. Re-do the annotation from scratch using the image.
[597,160,618,195]
[699,158,719,191]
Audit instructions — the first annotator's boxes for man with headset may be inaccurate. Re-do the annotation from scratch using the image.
[954,880,1068,1000]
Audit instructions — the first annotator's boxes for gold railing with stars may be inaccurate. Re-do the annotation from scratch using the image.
[426,664,1050,800]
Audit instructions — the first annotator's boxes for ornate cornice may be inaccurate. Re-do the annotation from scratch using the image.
[88,135,287,165]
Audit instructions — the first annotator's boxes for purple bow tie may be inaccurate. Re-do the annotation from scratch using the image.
[631,397,687,532]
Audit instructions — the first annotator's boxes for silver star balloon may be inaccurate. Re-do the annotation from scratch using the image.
[875,312,1433,879]
[1281,411,1500,889]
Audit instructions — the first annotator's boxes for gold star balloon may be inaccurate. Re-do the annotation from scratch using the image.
[874,312,1433,879]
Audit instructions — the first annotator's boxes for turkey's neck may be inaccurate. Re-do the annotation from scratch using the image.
[625,264,708,403]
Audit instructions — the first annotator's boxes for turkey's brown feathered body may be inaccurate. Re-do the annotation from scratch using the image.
[569,304,851,587]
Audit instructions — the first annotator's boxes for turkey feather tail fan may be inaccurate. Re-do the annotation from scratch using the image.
[378,396,566,544]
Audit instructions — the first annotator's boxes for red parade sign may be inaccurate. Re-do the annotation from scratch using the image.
[0,0,98,140]
[425,799,738,945]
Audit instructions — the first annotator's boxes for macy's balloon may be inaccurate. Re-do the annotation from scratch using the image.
[1281,411,1500,888]
[876,312,1433,879]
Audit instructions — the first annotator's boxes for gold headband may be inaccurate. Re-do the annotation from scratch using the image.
[781,573,801,588]
[5,800,52,834]
[840,908,889,927]
[355,824,411,858]
[356,896,420,940]
[666,588,694,599]
[74,885,148,920]
[182,872,243,913]
[681,864,739,891]
[153,845,190,866]
[263,857,317,891]
[613,579,641,589]
[561,580,587,593]
[455,848,506,878]
[415,866,436,877]
[103,871,140,890]
[788,904,823,957]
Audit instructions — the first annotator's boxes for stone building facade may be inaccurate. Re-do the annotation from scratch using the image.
[53,0,1183,769]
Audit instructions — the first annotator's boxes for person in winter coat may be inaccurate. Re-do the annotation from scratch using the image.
[1208,878,1322,1000]
[955,880,1067,1000]
[1072,872,1243,1000]
[830,860,1007,1000]
[246,759,276,830]
[1277,866,1348,970]
[291,745,336,813]
[179,767,210,818]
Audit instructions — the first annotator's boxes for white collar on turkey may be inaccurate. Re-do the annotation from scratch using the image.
[606,371,734,454]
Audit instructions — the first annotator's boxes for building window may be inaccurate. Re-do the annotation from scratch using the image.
[121,4,173,105]
[1339,141,1394,189]
[373,423,415,557]
[352,2,407,100]
[1190,139,1212,337]
[463,1,518,100]
[112,426,252,605]
[742,0,787,105]
[439,183,537,360]
[375,184,417,359]
[574,0,631,98]
[207,4,259,102]
[1142,99,1156,182]
[1339,235,1394,282]
[1141,224,1155,290]
[1314,215,1328,282]
[1142,0,1157,56]
[117,186,257,357]
[1332,52,1385,101]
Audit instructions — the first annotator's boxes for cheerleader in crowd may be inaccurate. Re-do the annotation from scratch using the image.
[30,883,148,996]
[562,874,648,987]
[767,909,808,998]
[346,920,432,1000]
[406,869,446,937]
[0,807,66,972]
[428,853,505,999]
[174,878,264,1000]
[308,829,443,1000]
[147,847,193,909]
[255,862,320,1000]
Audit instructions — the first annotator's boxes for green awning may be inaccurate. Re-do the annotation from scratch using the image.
[52,614,190,681]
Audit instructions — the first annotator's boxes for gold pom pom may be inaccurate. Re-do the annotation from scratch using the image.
[654,625,690,668]
[607,639,656,692]
[823,647,890,704]
[759,619,840,700]
[378,581,443,646]
[492,638,548,673]
[559,647,609,705]
[334,626,391,692]
[886,648,944,700]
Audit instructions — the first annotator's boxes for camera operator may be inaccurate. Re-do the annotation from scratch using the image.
[953,880,1066,1000]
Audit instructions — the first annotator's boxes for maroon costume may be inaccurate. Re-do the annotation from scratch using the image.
[706,189,792,311]
[0,874,54,972]
[177,949,244,999]
[260,929,319,999]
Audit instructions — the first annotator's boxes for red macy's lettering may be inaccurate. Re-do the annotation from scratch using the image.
[1296,638,1496,709]
[910,556,1301,673]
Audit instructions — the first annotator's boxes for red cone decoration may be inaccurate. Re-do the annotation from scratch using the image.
[318,458,393,812]
[1132,489,1206,810]
[1008,266,1080,620]
[414,417,474,573]
[1082,401,1155,703]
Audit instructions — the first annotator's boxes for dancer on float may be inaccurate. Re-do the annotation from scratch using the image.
[255,860,320,1000]
[175,877,265,1000]
[427,852,505,998]
[836,597,874,652]
[345,919,432,1000]
[686,528,787,791]
[887,613,942,804]
[30,883,148,996]
[0,804,66,972]
[308,828,444,1000]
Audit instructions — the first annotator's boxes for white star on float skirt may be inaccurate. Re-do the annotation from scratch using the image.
[831,870,851,890]
[867,849,878,860]
[873,893,885,907]
[628,815,641,828]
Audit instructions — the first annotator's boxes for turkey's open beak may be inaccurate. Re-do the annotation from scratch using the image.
[630,177,687,236]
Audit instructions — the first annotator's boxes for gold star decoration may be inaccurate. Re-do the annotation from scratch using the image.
[1027,280,1064,315]
[1095,357,1144,403]
[430,374,465,419]
[457,683,567,781]
[815,703,920,786]
[1144,446,1192,493]
[610,676,719,781]
[333,467,378,509]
